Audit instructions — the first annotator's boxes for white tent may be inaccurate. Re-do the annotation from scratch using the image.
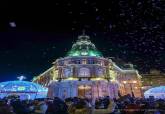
[144,86,165,99]
[0,81,48,100]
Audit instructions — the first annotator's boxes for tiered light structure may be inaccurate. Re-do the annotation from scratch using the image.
[67,35,102,57]
[33,33,142,100]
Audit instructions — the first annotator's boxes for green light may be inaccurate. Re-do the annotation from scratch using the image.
[18,86,26,91]
[72,51,80,56]
[81,51,88,56]
[68,50,102,57]
[89,51,97,56]
[66,35,103,57]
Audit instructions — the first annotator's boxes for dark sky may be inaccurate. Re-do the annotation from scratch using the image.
[0,0,165,81]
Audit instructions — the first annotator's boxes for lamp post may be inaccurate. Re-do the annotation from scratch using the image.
[131,80,137,97]
[140,87,144,98]
[123,80,137,97]
[84,85,86,97]
[123,81,127,95]
[130,83,134,97]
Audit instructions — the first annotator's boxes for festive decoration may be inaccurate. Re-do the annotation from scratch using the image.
[0,81,48,100]
[34,34,142,100]
[67,35,102,57]
[17,75,26,81]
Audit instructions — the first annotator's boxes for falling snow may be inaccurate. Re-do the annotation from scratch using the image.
[0,0,165,81]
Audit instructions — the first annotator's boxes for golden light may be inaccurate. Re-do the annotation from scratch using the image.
[132,80,137,83]
[95,78,102,81]
[78,85,91,89]
[91,77,105,81]
[66,77,78,80]
[110,79,115,82]
[53,79,58,82]
[135,87,138,89]
[123,81,127,84]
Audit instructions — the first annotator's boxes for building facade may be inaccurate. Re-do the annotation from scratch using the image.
[141,69,165,92]
[33,34,142,100]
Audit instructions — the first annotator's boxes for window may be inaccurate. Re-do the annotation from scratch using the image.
[64,68,71,77]
[101,61,104,66]
[58,61,64,66]
[79,68,90,77]
[88,59,94,64]
[71,60,76,64]
[97,68,104,76]
[82,59,86,64]
[64,60,68,65]
[77,60,81,64]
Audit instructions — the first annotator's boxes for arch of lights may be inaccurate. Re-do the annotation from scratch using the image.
[0,81,48,100]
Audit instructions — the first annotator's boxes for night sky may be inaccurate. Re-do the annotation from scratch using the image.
[0,0,165,81]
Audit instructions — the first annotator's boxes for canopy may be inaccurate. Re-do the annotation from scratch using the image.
[144,86,165,99]
[0,81,48,100]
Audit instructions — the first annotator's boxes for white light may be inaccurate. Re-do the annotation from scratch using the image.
[9,22,16,27]
[17,76,26,81]
[123,81,127,84]
[81,51,88,55]
[110,79,115,82]
[133,81,137,83]
[0,85,4,87]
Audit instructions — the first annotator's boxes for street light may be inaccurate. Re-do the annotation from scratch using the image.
[134,87,138,89]
[84,85,86,97]
[123,81,127,95]
[133,80,144,97]
[141,87,144,97]
[123,81,127,84]
[122,80,136,97]
[129,81,135,97]
[133,86,143,98]
[133,80,137,84]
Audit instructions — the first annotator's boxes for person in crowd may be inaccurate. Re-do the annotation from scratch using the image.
[33,99,48,114]
[11,99,29,114]
[1,94,165,114]
[0,100,14,114]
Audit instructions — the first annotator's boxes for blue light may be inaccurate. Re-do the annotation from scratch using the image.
[144,86,165,99]
[0,81,48,100]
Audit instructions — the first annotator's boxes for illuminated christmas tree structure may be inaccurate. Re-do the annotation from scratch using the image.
[67,35,102,57]
[33,33,142,100]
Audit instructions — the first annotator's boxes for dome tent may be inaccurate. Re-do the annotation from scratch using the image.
[0,81,48,100]
[144,86,165,99]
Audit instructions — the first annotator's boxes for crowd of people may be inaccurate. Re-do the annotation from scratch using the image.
[0,94,165,114]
